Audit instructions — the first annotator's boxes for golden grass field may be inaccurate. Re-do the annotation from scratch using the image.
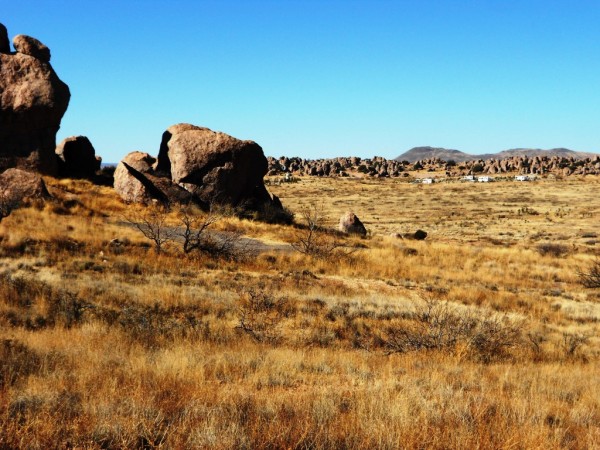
[1,175,599,449]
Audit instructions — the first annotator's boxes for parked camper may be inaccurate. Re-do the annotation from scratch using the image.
[478,176,493,183]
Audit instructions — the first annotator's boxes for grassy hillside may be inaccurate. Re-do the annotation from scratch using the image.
[1,176,599,448]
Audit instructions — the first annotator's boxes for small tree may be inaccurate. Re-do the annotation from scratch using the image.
[126,201,175,254]
[177,204,221,254]
[177,203,254,261]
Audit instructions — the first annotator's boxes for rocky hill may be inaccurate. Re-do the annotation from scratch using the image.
[483,148,598,160]
[395,147,474,163]
[396,147,598,163]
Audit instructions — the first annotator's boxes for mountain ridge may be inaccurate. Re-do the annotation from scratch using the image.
[395,146,598,163]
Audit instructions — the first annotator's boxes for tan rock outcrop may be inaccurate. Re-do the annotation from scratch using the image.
[0,23,70,175]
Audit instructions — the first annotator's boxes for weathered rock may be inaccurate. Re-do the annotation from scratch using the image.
[12,34,50,62]
[114,152,156,204]
[0,168,50,202]
[158,124,271,207]
[155,123,208,175]
[56,136,101,179]
[339,212,367,236]
[0,24,9,53]
[114,151,193,205]
[0,24,70,175]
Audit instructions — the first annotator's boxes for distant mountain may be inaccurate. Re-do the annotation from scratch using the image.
[483,148,598,160]
[395,147,598,163]
[394,147,476,163]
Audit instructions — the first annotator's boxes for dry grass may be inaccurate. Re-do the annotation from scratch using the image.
[1,175,599,448]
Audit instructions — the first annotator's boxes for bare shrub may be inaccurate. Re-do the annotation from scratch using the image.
[177,204,221,254]
[291,204,348,259]
[383,300,474,353]
[536,243,569,257]
[176,204,255,261]
[469,315,523,363]
[199,230,255,261]
[381,298,524,362]
[561,332,590,358]
[236,289,288,344]
[578,258,600,289]
[125,201,175,254]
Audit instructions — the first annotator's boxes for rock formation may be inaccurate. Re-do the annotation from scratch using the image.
[55,136,101,179]
[12,34,50,62]
[0,168,50,202]
[0,23,70,175]
[157,124,272,207]
[114,151,191,205]
[266,152,600,179]
[338,212,367,236]
[115,124,281,214]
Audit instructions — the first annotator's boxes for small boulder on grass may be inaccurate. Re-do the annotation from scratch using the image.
[0,169,49,221]
[0,168,50,200]
[338,212,367,236]
[413,230,428,240]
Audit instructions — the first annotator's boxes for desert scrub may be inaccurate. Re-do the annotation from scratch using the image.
[377,298,525,363]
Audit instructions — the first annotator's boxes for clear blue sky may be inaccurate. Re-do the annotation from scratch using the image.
[3,0,600,162]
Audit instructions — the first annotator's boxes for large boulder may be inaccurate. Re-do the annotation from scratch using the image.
[114,151,192,205]
[55,136,101,179]
[0,23,70,175]
[338,212,367,236]
[157,124,272,207]
[0,168,50,202]
[155,123,208,176]
[115,124,282,215]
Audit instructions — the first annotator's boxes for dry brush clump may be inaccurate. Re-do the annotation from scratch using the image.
[291,203,356,260]
[365,298,525,363]
[578,257,600,289]
[124,201,257,262]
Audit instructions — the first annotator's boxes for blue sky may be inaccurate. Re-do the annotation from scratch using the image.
[3,0,600,162]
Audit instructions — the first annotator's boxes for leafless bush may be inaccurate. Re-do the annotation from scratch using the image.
[382,299,524,362]
[198,230,255,261]
[291,204,348,259]
[236,289,288,344]
[177,204,221,254]
[561,332,590,358]
[536,243,570,258]
[469,315,523,363]
[125,201,175,254]
[578,258,600,289]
